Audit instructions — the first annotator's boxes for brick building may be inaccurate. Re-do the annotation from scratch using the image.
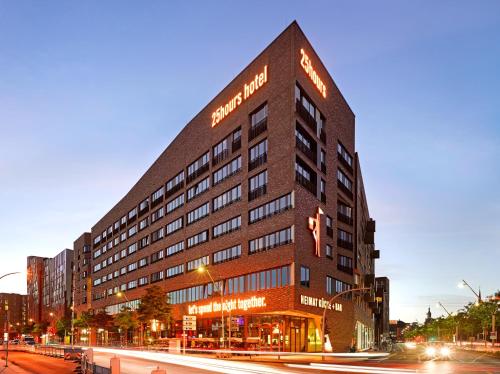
[76,21,383,352]
[375,276,390,345]
[0,293,27,339]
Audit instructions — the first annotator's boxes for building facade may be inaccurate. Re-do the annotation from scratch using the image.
[0,293,27,339]
[375,276,390,345]
[76,22,382,352]
[27,256,47,324]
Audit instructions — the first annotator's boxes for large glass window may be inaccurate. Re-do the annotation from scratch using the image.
[249,226,294,254]
[300,266,310,287]
[249,193,293,224]
[213,184,241,212]
[213,156,242,185]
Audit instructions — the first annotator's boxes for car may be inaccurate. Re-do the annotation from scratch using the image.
[423,341,452,360]
[9,339,20,345]
[23,337,35,345]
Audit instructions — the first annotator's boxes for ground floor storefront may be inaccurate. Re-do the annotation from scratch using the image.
[174,313,323,352]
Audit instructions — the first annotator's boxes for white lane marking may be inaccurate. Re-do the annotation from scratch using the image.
[286,363,421,374]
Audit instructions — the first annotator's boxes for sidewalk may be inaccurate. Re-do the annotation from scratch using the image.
[0,363,30,374]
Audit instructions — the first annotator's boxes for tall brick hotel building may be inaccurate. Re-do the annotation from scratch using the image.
[72,22,384,352]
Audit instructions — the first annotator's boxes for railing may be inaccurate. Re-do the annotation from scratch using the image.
[248,185,267,201]
[248,153,267,171]
[337,212,353,225]
[337,180,353,199]
[232,138,241,153]
[295,138,316,163]
[212,149,229,166]
[165,181,184,198]
[295,172,316,196]
[150,196,164,208]
[337,239,353,250]
[338,153,353,174]
[337,264,354,275]
[186,163,209,184]
[248,118,267,141]
[295,101,317,133]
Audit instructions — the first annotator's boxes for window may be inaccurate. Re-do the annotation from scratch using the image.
[320,179,326,203]
[338,255,353,270]
[213,184,241,212]
[138,257,148,268]
[139,217,148,231]
[93,263,101,273]
[295,84,325,139]
[335,278,352,296]
[127,262,138,272]
[151,227,165,243]
[248,170,267,201]
[337,142,353,168]
[326,244,333,259]
[248,139,268,170]
[187,202,210,225]
[151,249,164,263]
[295,157,317,195]
[187,255,209,272]
[337,169,353,192]
[338,202,353,224]
[326,276,334,295]
[251,103,268,127]
[138,276,148,286]
[232,127,242,152]
[128,225,137,238]
[139,198,149,214]
[166,264,184,278]
[166,241,184,257]
[213,245,242,264]
[326,215,333,237]
[213,138,228,165]
[295,124,317,162]
[213,156,242,186]
[151,270,164,283]
[166,171,184,197]
[320,149,326,173]
[249,226,294,254]
[114,237,119,246]
[166,194,184,214]
[213,216,241,238]
[120,216,127,227]
[151,186,165,205]
[337,229,353,250]
[127,280,138,289]
[300,266,310,287]
[120,249,127,259]
[166,217,183,236]
[120,232,126,242]
[249,193,293,224]
[138,235,149,249]
[187,230,209,248]
[113,221,120,232]
[128,207,137,222]
[187,177,210,202]
[187,152,210,182]
[93,248,102,259]
[151,206,165,223]
[127,243,137,255]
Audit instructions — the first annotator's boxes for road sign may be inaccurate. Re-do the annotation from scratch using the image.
[490,332,497,340]
[183,315,197,331]
[183,315,196,322]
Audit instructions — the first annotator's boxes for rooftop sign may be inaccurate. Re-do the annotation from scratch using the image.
[211,65,268,128]
[300,49,326,98]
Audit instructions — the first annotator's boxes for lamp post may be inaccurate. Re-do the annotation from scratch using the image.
[198,265,225,349]
[1,272,21,368]
[321,287,371,359]
[458,280,481,304]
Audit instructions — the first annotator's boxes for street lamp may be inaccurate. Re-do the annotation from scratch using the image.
[458,280,481,304]
[198,265,226,349]
[437,301,459,345]
[320,287,371,358]
[1,272,21,368]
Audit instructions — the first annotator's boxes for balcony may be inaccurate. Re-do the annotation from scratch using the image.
[337,180,353,200]
[138,204,149,217]
[338,153,353,174]
[248,185,267,201]
[364,231,375,245]
[248,153,267,171]
[186,163,209,184]
[295,100,317,133]
[295,172,316,196]
[367,219,376,233]
[212,149,229,166]
[337,239,353,250]
[337,264,353,275]
[165,181,184,199]
[371,249,380,259]
[249,118,267,141]
[337,212,353,226]
[232,138,241,153]
[295,138,317,163]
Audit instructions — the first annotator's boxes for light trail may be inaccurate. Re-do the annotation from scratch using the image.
[285,363,423,374]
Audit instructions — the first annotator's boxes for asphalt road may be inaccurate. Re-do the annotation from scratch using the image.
[0,350,77,374]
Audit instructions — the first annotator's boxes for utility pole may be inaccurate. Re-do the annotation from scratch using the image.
[4,300,9,368]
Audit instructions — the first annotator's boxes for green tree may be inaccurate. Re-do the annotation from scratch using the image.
[114,307,139,346]
[55,318,71,339]
[137,285,172,342]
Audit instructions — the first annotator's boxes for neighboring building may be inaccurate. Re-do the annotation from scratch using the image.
[75,21,382,352]
[73,233,92,314]
[389,319,408,342]
[26,249,74,328]
[375,276,390,346]
[0,293,27,339]
[27,256,47,324]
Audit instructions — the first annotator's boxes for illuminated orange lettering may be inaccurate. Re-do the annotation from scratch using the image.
[212,65,268,128]
[300,49,326,98]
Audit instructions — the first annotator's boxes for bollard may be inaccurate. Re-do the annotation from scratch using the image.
[150,366,166,374]
[110,356,120,374]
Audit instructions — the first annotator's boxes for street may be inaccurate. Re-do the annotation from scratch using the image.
[0,350,77,374]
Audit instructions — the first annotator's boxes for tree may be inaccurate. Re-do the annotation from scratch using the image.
[137,285,172,342]
[55,318,71,339]
[33,321,49,335]
[114,307,139,346]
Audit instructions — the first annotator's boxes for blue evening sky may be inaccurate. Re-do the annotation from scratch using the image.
[0,1,499,322]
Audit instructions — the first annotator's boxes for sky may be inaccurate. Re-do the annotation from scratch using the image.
[0,0,499,323]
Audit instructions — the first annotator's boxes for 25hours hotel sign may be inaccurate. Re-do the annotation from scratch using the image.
[211,65,268,128]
